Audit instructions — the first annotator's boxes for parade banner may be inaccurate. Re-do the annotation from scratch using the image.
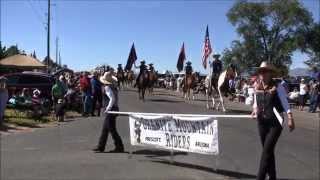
[129,114,219,155]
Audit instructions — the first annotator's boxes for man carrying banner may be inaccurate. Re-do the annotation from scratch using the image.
[93,71,124,153]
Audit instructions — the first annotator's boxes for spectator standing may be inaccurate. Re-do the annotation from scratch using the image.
[55,99,66,122]
[79,72,92,116]
[52,77,67,114]
[309,80,319,113]
[299,79,309,111]
[0,77,8,127]
[91,71,103,116]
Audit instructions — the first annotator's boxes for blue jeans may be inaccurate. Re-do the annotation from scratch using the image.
[82,94,92,114]
[309,94,319,113]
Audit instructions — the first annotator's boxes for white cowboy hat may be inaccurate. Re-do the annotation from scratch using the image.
[100,71,117,85]
[256,61,276,74]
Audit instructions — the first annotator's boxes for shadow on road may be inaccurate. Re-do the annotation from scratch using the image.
[133,149,188,158]
[149,159,256,179]
[227,109,252,114]
[148,159,293,180]
[148,99,183,103]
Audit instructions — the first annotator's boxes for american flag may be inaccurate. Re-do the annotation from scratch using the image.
[202,25,212,69]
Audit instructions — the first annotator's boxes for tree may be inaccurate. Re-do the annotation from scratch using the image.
[225,0,313,76]
[0,41,7,60]
[297,23,320,68]
[5,45,20,57]
[32,50,37,59]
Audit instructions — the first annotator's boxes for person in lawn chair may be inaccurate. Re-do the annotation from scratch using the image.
[134,60,147,87]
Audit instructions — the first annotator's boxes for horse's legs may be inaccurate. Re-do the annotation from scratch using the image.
[138,88,142,100]
[218,88,226,112]
[142,88,146,101]
[206,91,210,109]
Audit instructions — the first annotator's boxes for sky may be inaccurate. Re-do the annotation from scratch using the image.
[1,0,319,73]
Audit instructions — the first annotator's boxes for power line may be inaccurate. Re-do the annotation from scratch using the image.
[27,0,46,27]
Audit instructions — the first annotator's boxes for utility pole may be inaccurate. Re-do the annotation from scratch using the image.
[47,0,51,73]
[59,51,61,67]
[55,37,59,70]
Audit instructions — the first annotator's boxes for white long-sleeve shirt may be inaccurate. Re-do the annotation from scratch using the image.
[253,83,291,114]
[104,86,118,111]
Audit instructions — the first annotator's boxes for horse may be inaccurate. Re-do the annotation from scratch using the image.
[124,70,135,87]
[137,69,149,101]
[148,70,157,95]
[182,72,197,100]
[116,70,125,90]
[205,66,237,112]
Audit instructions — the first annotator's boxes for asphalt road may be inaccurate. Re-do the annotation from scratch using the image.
[1,88,319,180]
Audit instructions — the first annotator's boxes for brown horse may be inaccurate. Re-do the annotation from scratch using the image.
[148,70,157,95]
[116,70,125,90]
[182,73,197,100]
[124,70,135,87]
[137,69,149,101]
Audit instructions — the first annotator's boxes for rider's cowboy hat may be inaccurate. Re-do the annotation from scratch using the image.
[148,63,153,65]
[213,54,220,58]
[100,71,118,85]
[256,61,276,74]
[140,60,146,64]
[186,61,192,65]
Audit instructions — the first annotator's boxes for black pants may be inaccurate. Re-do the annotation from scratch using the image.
[97,107,124,151]
[91,93,102,116]
[257,116,282,180]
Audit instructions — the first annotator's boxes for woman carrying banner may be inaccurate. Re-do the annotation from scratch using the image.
[93,71,124,153]
[251,61,295,180]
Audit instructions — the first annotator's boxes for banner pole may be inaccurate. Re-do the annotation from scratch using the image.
[170,147,174,164]
[108,111,251,118]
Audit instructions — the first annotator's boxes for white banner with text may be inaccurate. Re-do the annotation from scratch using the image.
[129,114,219,155]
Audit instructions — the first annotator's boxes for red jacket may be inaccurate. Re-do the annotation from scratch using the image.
[80,77,90,92]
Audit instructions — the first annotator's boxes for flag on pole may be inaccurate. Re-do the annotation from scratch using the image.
[177,43,186,72]
[202,25,212,69]
[125,43,138,71]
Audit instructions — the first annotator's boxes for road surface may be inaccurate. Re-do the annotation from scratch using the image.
[1,88,319,180]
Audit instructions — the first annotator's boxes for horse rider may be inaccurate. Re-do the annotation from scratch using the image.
[183,61,193,85]
[209,54,222,80]
[117,64,124,74]
[148,63,155,72]
[185,61,193,76]
[134,60,148,87]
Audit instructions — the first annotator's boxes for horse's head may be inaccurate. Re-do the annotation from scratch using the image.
[226,66,237,79]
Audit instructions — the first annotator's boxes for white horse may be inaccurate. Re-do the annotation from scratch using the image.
[205,68,237,112]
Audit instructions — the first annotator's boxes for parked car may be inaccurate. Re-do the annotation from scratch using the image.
[4,71,55,99]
